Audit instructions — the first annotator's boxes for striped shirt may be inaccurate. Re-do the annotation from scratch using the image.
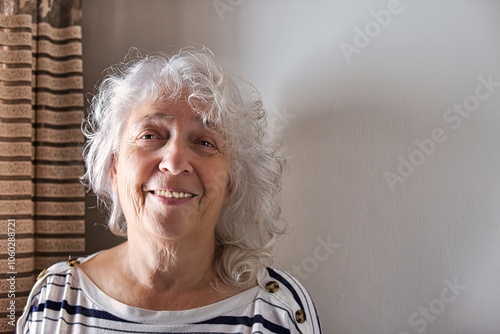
[16,253,322,333]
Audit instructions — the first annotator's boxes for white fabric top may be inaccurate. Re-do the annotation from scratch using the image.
[17,253,322,333]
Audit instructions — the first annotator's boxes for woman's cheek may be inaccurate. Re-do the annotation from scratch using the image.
[203,169,230,203]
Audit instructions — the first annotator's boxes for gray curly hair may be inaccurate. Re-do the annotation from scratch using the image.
[81,47,287,287]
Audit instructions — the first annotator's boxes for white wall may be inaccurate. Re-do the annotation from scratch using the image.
[82,1,500,333]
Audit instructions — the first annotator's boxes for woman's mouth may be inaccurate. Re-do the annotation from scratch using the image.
[152,190,196,199]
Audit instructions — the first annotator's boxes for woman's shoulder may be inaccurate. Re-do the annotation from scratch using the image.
[21,253,98,307]
[16,253,100,333]
[34,252,99,286]
[255,266,323,333]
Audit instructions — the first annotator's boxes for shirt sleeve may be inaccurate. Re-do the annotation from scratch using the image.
[264,267,323,334]
[16,262,69,334]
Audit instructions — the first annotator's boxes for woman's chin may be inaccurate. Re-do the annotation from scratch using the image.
[141,222,185,243]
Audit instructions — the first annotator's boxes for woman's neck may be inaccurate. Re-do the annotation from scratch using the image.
[123,235,217,294]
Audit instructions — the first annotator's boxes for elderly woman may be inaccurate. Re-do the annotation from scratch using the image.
[17,48,322,333]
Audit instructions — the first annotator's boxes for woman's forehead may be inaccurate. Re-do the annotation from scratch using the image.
[132,99,201,124]
[127,100,222,136]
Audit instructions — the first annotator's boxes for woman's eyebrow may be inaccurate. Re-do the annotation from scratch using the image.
[131,113,174,131]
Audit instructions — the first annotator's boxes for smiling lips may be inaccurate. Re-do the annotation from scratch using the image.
[152,190,196,199]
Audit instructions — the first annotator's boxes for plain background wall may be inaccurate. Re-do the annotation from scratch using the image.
[82,1,500,333]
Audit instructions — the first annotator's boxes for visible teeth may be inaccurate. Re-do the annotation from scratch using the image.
[154,190,193,198]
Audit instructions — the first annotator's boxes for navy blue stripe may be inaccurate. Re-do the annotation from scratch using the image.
[29,316,189,334]
[50,272,74,278]
[254,298,300,333]
[196,315,291,334]
[32,300,136,324]
[46,281,83,291]
[30,314,236,334]
[311,298,323,333]
[267,268,304,311]
[28,271,81,311]
[29,281,83,303]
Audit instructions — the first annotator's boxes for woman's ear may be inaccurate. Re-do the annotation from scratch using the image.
[109,154,118,193]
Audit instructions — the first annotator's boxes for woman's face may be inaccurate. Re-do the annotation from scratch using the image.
[110,98,231,243]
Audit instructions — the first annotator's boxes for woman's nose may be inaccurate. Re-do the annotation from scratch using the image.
[158,139,193,175]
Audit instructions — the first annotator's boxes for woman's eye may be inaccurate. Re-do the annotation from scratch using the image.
[140,134,158,140]
[199,140,214,147]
